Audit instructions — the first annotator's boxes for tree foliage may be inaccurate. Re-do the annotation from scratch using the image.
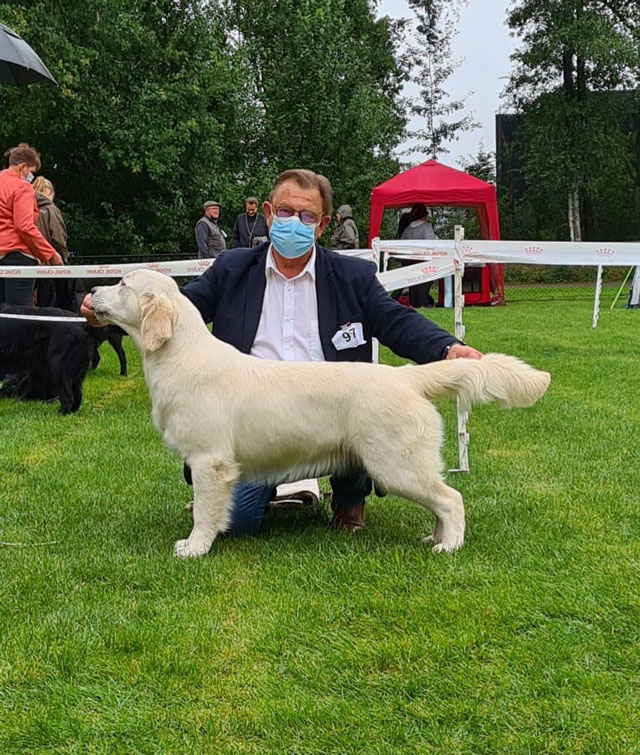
[221,0,408,238]
[0,0,409,255]
[406,0,477,160]
[504,0,639,241]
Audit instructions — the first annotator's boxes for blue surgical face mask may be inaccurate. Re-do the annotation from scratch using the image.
[269,215,317,259]
[26,172,34,183]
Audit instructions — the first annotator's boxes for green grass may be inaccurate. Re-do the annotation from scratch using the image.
[1,301,639,753]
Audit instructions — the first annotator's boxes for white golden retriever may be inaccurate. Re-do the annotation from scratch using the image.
[91,269,550,558]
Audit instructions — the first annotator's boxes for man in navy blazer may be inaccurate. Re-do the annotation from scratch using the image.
[179,169,482,536]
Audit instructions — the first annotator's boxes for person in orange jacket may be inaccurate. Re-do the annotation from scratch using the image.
[0,143,63,304]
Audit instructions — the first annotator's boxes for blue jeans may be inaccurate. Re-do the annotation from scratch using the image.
[183,465,371,537]
[228,482,274,536]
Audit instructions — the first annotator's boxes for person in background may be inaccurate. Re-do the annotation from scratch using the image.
[195,200,226,259]
[231,196,269,249]
[330,204,359,250]
[400,203,437,308]
[32,177,69,263]
[0,143,62,304]
[31,176,70,307]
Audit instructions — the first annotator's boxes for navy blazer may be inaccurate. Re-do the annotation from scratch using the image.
[182,242,458,364]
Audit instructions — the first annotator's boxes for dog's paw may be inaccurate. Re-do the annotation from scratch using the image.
[430,536,464,554]
[173,537,210,558]
[421,533,437,544]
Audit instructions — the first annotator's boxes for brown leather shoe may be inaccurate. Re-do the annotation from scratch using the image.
[329,502,365,533]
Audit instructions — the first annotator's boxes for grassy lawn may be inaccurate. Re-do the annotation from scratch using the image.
[1,300,639,753]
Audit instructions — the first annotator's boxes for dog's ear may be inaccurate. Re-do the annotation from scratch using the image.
[140,293,174,352]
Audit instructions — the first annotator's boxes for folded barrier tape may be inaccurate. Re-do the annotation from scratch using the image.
[454,239,640,267]
[0,258,214,278]
[3,239,640,280]
[377,259,456,291]
[0,252,459,293]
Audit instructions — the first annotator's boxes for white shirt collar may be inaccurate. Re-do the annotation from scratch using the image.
[266,244,317,282]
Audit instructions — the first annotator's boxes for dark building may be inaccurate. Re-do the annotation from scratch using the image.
[496,91,638,204]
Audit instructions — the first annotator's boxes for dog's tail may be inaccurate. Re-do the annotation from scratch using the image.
[410,353,550,411]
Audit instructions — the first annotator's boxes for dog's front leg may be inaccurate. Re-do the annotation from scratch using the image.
[173,456,238,558]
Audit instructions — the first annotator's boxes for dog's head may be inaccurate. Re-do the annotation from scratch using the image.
[91,270,179,353]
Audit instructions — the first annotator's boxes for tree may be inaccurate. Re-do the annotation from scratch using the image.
[406,0,477,160]
[0,0,250,256]
[0,0,409,255]
[222,0,408,240]
[459,143,495,184]
[505,0,637,241]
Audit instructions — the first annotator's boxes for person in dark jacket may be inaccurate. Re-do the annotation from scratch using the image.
[330,204,359,250]
[82,169,481,537]
[195,200,226,259]
[31,176,70,307]
[231,196,269,249]
[32,177,69,262]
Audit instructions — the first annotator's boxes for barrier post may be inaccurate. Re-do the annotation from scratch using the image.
[592,265,603,329]
[371,238,381,364]
[452,225,469,473]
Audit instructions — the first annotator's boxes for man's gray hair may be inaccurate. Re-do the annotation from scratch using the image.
[269,169,333,217]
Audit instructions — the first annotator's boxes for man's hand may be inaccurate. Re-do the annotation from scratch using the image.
[80,293,107,328]
[47,251,63,266]
[446,343,483,360]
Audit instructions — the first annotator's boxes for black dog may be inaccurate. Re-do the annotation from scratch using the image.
[36,278,127,376]
[0,304,94,414]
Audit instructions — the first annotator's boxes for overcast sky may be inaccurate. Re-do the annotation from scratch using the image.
[378,0,517,168]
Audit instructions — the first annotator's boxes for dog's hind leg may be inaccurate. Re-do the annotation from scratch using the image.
[362,430,466,553]
[57,378,75,414]
[173,456,239,558]
[416,480,465,553]
[70,378,84,412]
[381,465,466,554]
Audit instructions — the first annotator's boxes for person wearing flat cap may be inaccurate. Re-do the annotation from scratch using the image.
[195,200,227,259]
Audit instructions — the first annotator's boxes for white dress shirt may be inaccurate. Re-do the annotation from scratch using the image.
[250,245,324,362]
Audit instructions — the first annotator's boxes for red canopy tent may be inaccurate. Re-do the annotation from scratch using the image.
[368,159,504,305]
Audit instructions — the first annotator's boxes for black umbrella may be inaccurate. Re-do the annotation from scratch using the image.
[0,23,56,86]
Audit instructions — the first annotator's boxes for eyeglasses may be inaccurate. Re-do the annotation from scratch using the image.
[270,203,321,226]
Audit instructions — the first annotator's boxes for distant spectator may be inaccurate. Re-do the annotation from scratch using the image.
[330,204,359,250]
[195,200,226,259]
[400,203,437,308]
[231,196,269,249]
[0,143,63,305]
[32,177,69,263]
[400,203,436,243]
[32,177,70,307]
